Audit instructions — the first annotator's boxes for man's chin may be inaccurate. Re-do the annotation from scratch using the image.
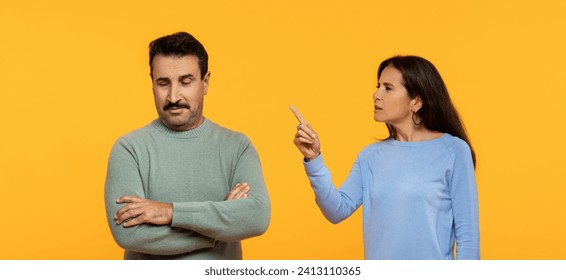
[160,116,200,131]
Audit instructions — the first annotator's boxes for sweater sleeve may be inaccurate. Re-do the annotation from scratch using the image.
[449,143,480,260]
[304,154,363,224]
[104,138,216,255]
[169,139,270,242]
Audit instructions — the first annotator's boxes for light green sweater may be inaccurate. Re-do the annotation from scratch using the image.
[104,118,270,259]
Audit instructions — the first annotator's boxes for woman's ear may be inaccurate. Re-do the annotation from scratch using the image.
[411,96,423,113]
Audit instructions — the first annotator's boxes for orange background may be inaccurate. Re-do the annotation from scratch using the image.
[1,0,565,259]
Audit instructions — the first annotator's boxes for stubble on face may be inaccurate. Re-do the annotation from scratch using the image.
[158,95,204,130]
[151,55,208,131]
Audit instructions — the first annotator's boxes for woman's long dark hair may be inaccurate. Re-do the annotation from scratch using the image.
[378,55,476,167]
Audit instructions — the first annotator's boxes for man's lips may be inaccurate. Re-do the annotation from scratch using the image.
[164,104,189,111]
[374,105,382,110]
[167,106,187,110]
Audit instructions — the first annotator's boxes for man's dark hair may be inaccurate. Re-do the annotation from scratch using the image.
[149,32,208,79]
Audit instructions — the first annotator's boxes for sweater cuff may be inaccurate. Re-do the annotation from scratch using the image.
[171,202,195,228]
[303,153,324,175]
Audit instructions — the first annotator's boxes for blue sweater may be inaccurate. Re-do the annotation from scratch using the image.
[304,133,479,260]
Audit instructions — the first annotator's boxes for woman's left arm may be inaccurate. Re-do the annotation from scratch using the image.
[450,142,480,260]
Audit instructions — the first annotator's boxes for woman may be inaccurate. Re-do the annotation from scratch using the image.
[291,55,479,260]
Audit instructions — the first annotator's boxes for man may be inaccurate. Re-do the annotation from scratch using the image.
[104,32,270,259]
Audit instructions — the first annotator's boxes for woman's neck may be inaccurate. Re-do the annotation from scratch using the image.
[393,123,444,142]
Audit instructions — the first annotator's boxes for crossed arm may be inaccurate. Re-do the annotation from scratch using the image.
[113,182,250,228]
[104,137,270,255]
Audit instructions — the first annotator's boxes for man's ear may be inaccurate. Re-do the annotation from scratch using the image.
[149,73,155,94]
[203,71,211,95]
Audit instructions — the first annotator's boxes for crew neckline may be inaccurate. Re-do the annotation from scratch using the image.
[151,118,212,139]
[387,133,449,147]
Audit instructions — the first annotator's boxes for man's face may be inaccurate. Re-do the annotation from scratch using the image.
[151,54,210,131]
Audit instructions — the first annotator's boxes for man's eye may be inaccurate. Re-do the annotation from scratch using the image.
[158,82,169,87]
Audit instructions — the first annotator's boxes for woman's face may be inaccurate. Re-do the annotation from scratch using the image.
[373,65,418,126]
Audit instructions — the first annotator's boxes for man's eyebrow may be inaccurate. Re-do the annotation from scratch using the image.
[179,74,196,80]
[155,77,170,83]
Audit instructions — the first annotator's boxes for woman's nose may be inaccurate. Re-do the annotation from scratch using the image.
[373,90,381,101]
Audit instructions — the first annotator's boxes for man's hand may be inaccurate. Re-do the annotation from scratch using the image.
[114,196,173,227]
[115,182,249,227]
[225,182,250,200]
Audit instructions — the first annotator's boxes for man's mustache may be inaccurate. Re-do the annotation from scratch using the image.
[164,101,189,110]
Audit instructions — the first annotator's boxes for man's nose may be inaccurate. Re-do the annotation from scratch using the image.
[168,84,181,103]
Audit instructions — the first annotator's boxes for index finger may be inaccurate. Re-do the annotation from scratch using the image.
[289,105,308,124]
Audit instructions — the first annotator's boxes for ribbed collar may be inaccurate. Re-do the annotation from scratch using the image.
[151,118,212,139]
[387,133,449,147]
